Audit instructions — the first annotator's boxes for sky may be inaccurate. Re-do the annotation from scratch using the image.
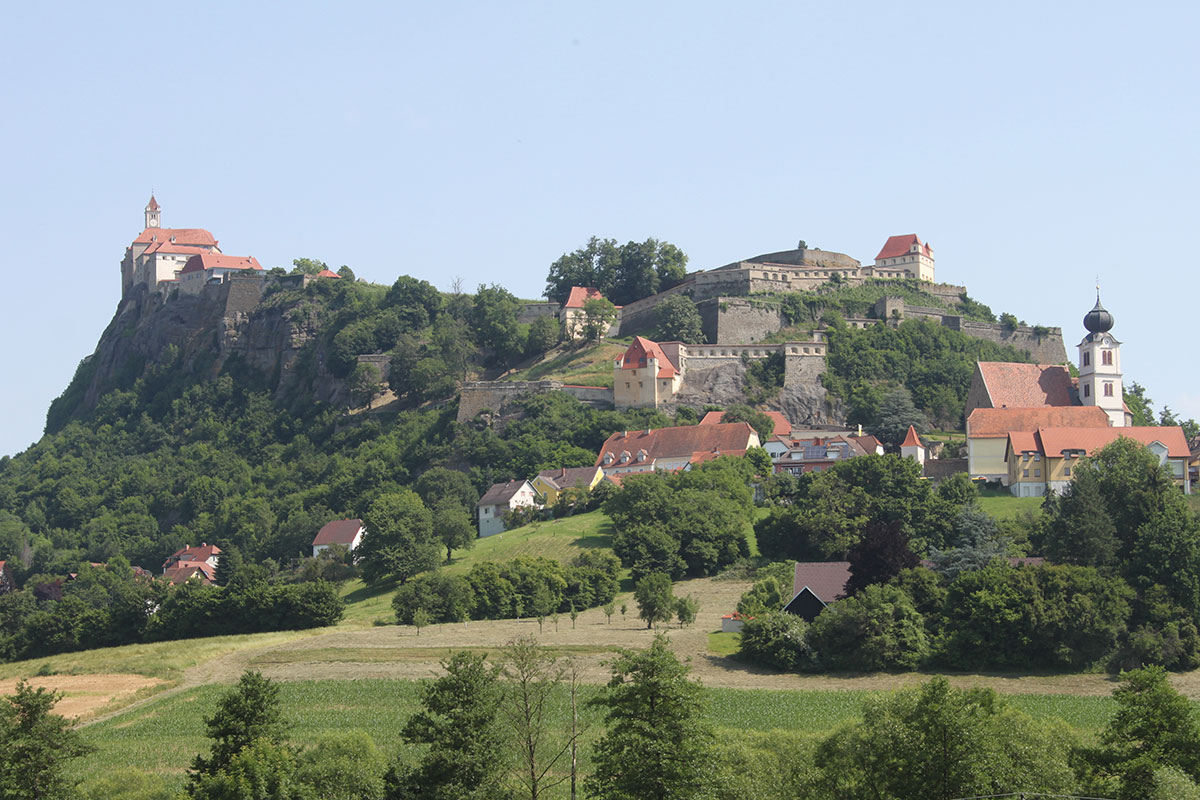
[1,1,1198,458]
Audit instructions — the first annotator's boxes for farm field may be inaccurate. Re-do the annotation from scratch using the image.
[69,676,1119,793]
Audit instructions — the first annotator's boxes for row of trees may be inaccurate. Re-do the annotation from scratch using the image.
[391,553,621,625]
[544,237,688,307]
[0,558,344,663]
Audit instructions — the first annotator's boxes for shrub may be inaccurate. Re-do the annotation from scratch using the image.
[738,612,812,671]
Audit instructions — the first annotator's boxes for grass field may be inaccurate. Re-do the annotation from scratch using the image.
[509,342,626,388]
[70,677,1118,792]
[338,511,615,626]
[976,489,1045,520]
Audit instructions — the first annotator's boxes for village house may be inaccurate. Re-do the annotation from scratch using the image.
[966,406,1111,484]
[530,466,604,507]
[771,434,870,476]
[594,422,760,476]
[1005,427,1192,497]
[873,234,936,282]
[162,543,221,584]
[613,336,684,409]
[559,286,620,339]
[476,479,540,537]
[311,518,365,559]
[783,561,851,622]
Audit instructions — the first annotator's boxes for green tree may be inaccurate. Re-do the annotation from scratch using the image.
[720,404,776,444]
[525,315,561,355]
[868,386,928,450]
[1042,465,1120,567]
[654,295,704,344]
[586,636,718,800]
[431,499,475,564]
[349,362,383,409]
[290,257,328,276]
[807,583,928,671]
[1094,666,1200,797]
[388,651,506,800]
[844,519,919,595]
[580,297,618,342]
[414,468,478,515]
[814,677,1075,800]
[0,681,93,800]
[471,284,525,367]
[927,505,1007,580]
[190,740,309,800]
[634,572,676,629]
[359,490,439,584]
[296,731,386,800]
[191,671,286,782]
[675,594,699,627]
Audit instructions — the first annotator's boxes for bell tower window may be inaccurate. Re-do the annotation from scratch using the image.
[1102,350,1113,366]
[1082,352,1090,367]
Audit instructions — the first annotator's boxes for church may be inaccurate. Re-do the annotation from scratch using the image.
[965,295,1191,495]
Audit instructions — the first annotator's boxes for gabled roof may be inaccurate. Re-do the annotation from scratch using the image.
[595,423,758,468]
[976,362,1076,408]
[315,269,341,278]
[167,543,221,562]
[477,480,534,507]
[534,466,600,491]
[875,234,932,261]
[180,254,263,275]
[133,227,218,247]
[164,561,217,584]
[313,518,364,547]
[700,410,791,437]
[901,425,923,448]
[967,406,1110,438]
[850,434,883,454]
[563,286,607,308]
[1036,426,1191,459]
[618,336,678,378]
[792,561,851,603]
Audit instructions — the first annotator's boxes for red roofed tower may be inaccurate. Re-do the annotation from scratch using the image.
[900,425,926,465]
[613,336,682,409]
[145,194,161,229]
[873,234,934,282]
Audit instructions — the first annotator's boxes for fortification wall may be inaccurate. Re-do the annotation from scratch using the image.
[457,380,568,422]
[783,352,827,388]
[518,302,559,324]
[697,297,784,343]
[561,385,613,407]
[958,321,1068,363]
[616,280,696,336]
[355,353,392,384]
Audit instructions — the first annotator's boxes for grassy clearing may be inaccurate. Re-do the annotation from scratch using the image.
[708,631,740,656]
[977,492,1044,520]
[247,644,618,666]
[510,342,625,387]
[72,677,1118,792]
[0,629,322,683]
[337,512,616,626]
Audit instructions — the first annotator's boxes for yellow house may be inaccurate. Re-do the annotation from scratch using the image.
[531,466,604,506]
[967,406,1111,484]
[1005,426,1192,498]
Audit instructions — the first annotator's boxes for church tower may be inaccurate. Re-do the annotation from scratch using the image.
[1078,293,1125,427]
[145,194,161,229]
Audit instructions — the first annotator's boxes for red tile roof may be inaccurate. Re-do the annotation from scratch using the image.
[563,286,607,308]
[976,362,1076,408]
[313,518,364,547]
[315,269,341,278]
[689,449,748,465]
[618,336,678,378]
[133,227,218,247]
[146,195,160,211]
[141,241,211,257]
[180,254,263,275]
[1036,426,1191,459]
[850,434,883,454]
[164,561,217,584]
[167,543,221,563]
[700,410,791,437]
[875,234,932,261]
[901,425,923,448]
[595,422,758,468]
[967,406,1110,438]
[792,561,851,602]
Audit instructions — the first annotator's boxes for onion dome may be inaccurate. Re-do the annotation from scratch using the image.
[1083,294,1114,334]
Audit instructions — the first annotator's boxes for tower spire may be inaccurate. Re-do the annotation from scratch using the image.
[145,193,161,229]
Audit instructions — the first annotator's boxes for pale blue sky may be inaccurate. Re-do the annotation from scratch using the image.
[2,1,1198,457]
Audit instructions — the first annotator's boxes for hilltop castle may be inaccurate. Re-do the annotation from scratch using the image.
[120,196,263,298]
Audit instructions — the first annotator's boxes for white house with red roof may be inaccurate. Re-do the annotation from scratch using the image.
[594,422,760,476]
[161,542,221,584]
[872,234,935,282]
[312,518,365,558]
[178,254,264,295]
[560,286,620,340]
[122,195,222,296]
[900,425,926,465]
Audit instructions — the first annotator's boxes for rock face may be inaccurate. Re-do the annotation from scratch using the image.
[668,361,839,428]
[60,277,358,424]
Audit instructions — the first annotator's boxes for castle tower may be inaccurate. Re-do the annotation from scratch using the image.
[1078,293,1125,427]
[145,194,161,229]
